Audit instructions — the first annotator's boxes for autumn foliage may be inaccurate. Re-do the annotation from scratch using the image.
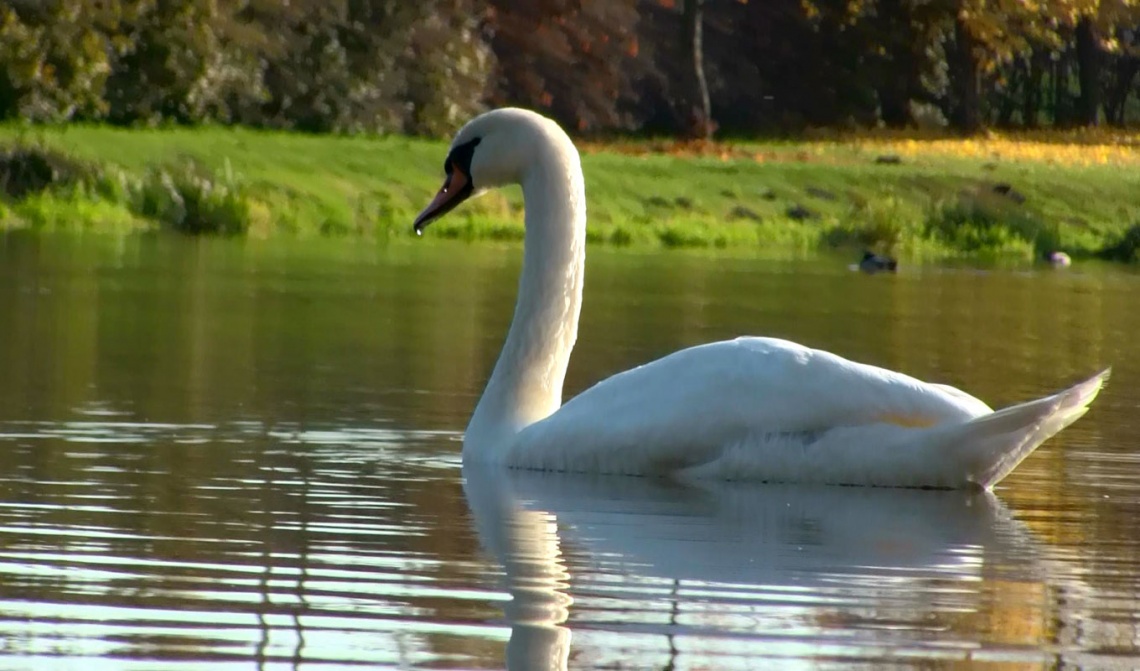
[0,0,1138,135]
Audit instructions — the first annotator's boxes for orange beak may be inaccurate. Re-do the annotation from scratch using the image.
[413,165,472,235]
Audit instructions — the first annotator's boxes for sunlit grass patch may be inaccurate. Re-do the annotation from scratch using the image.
[587,128,1140,169]
[854,136,1140,169]
[4,188,147,233]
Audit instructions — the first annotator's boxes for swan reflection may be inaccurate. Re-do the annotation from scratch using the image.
[463,466,1043,670]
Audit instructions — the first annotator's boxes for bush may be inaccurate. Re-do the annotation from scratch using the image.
[923,196,1048,255]
[0,144,96,199]
[825,197,917,253]
[1098,224,1140,263]
[609,225,634,246]
[130,161,250,235]
[657,224,709,248]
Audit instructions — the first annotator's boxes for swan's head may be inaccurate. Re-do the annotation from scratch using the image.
[413,108,566,234]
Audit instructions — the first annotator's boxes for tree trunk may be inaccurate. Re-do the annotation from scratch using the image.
[1105,30,1140,126]
[878,85,911,128]
[950,14,981,133]
[1022,48,1045,128]
[683,0,712,138]
[1051,53,1072,126]
[874,0,913,128]
[1075,16,1102,126]
[996,60,1021,127]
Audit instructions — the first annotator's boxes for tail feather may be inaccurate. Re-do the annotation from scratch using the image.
[940,368,1110,489]
[668,369,1109,490]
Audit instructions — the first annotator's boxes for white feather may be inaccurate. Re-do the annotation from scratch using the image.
[513,338,1107,489]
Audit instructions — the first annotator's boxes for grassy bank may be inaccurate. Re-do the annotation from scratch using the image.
[1,124,1139,261]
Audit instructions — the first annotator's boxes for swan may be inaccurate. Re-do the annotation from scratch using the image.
[413,107,1109,490]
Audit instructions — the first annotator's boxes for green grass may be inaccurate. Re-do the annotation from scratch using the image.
[1,124,1139,260]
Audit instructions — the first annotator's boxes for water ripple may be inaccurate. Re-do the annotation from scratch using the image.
[0,418,492,669]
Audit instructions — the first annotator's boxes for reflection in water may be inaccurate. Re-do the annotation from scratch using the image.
[463,466,1049,669]
[466,467,574,671]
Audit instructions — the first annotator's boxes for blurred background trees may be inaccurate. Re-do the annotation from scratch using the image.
[1,0,1138,136]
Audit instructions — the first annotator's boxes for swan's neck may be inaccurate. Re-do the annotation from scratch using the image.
[465,145,586,457]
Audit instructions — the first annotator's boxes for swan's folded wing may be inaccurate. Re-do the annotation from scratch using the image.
[507,337,993,474]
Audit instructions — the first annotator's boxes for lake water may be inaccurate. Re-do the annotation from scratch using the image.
[1,232,1138,670]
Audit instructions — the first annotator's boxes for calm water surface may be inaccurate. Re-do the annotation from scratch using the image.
[1,232,1138,670]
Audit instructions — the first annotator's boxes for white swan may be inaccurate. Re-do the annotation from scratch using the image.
[413,107,1109,490]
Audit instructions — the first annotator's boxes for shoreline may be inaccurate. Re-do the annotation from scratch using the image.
[1,125,1138,262]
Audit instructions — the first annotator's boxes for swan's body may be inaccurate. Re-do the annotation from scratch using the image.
[413,107,1109,490]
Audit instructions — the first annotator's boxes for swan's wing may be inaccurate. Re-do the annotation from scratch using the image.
[508,337,992,475]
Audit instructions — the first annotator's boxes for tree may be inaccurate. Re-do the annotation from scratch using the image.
[247,0,490,134]
[1104,26,1140,124]
[951,6,983,132]
[401,0,494,136]
[102,0,265,125]
[682,0,713,137]
[485,0,643,131]
[0,0,115,121]
[2,0,1139,133]
[1075,16,1103,124]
